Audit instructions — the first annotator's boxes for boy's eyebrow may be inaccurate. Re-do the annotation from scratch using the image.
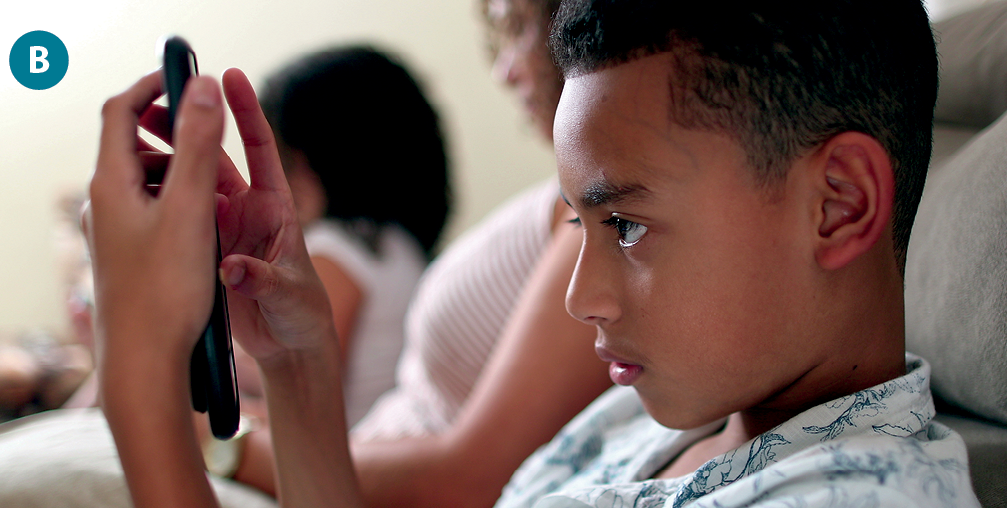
[578,180,650,209]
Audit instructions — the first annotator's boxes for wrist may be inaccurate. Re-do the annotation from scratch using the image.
[255,322,341,377]
[97,311,198,370]
[100,359,191,430]
[97,323,196,431]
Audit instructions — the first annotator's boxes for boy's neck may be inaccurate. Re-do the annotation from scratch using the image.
[658,265,907,480]
[658,352,906,480]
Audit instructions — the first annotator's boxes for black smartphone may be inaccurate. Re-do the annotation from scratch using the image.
[161,35,240,439]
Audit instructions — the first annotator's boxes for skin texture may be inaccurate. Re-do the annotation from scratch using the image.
[555,54,907,474]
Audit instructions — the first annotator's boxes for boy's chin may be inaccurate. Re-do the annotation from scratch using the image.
[637,391,729,431]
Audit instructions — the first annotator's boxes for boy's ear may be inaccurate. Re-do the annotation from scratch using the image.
[811,132,894,271]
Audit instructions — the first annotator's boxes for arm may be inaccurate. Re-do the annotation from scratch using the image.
[351,216,612,508]
[89,72,230,508]
[310,255,363,367]
[222,250,365,498]
[216,68,363,507]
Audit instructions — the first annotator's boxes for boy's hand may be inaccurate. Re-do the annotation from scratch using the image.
[86,70,226,508]
[134,68,337,364]
[86,71,223,370]
[88,69,352,508]
[215,68,335,362]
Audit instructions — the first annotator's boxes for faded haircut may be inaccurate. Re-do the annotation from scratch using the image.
[550,0,938,274]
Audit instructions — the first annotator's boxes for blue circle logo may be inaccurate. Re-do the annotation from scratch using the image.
[9,31,68,90]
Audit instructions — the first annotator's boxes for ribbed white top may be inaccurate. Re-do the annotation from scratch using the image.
[353,179,559,439]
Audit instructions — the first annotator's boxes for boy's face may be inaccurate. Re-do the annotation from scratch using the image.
[557,54,825,430]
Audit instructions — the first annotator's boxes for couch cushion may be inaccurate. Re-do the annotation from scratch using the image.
[906,108,1007,426]
[0,408,278,508]
[934,413,1007,508]
[933,1,1007,128]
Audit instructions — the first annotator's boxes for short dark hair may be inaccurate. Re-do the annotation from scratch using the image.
[259,45,451,258]
[550,0,938,273]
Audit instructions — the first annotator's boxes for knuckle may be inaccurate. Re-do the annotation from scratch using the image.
[100,95,123,120]
[261,270,280,298]
[241,129,273,150]
[176,112,222,149]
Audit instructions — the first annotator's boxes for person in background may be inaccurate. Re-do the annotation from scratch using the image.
[234,46,449,428]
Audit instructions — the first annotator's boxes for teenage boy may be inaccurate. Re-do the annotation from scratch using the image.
[495,0,979,506]
[85,1,979,508]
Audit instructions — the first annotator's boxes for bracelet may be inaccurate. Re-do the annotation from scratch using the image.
[201,413,260,478]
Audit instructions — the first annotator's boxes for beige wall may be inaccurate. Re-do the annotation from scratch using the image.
[0,0,555,337]
[927,0,1004,20]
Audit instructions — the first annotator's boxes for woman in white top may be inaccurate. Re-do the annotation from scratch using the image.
[251,46,451,426]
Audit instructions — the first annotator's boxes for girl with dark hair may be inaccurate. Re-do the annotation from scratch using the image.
[258,46,450,259]
[254,46,451,426]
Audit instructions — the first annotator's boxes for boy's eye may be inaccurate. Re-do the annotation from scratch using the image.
[602,216,647,248]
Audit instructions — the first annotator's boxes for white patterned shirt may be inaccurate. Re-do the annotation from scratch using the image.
[496,355,980,508]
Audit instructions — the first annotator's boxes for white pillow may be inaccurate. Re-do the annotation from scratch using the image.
[0,408,277,508]
[933,1,1007,128]
[905,109,1007,425]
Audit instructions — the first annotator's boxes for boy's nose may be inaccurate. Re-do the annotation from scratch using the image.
[565,241,621,326]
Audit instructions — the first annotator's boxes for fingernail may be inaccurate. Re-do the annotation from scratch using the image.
[189,78,219,108]
[221,263,245,287]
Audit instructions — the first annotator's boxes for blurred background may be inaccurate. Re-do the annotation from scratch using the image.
[0,0,996,339]
[0,0,556,338]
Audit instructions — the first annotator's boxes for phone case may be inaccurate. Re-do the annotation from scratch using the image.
[162,35,240,439]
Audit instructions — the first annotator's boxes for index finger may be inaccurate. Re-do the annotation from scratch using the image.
[94,71,164,195]
[221,67,288,192]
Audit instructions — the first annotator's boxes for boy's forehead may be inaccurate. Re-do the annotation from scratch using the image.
[554,55,675,135]
[554,54,739,203]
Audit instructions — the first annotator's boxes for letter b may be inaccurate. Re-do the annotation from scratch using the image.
[30,46,49,74]
[10,31,68,90]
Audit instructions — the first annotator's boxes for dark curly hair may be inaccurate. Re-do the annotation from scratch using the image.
[259,45,451,258]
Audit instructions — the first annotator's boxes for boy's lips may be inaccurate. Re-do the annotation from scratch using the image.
[595,345,644,386]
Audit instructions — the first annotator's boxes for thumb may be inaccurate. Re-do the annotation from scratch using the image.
[220,253,289,304]
[162,76,224,216]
